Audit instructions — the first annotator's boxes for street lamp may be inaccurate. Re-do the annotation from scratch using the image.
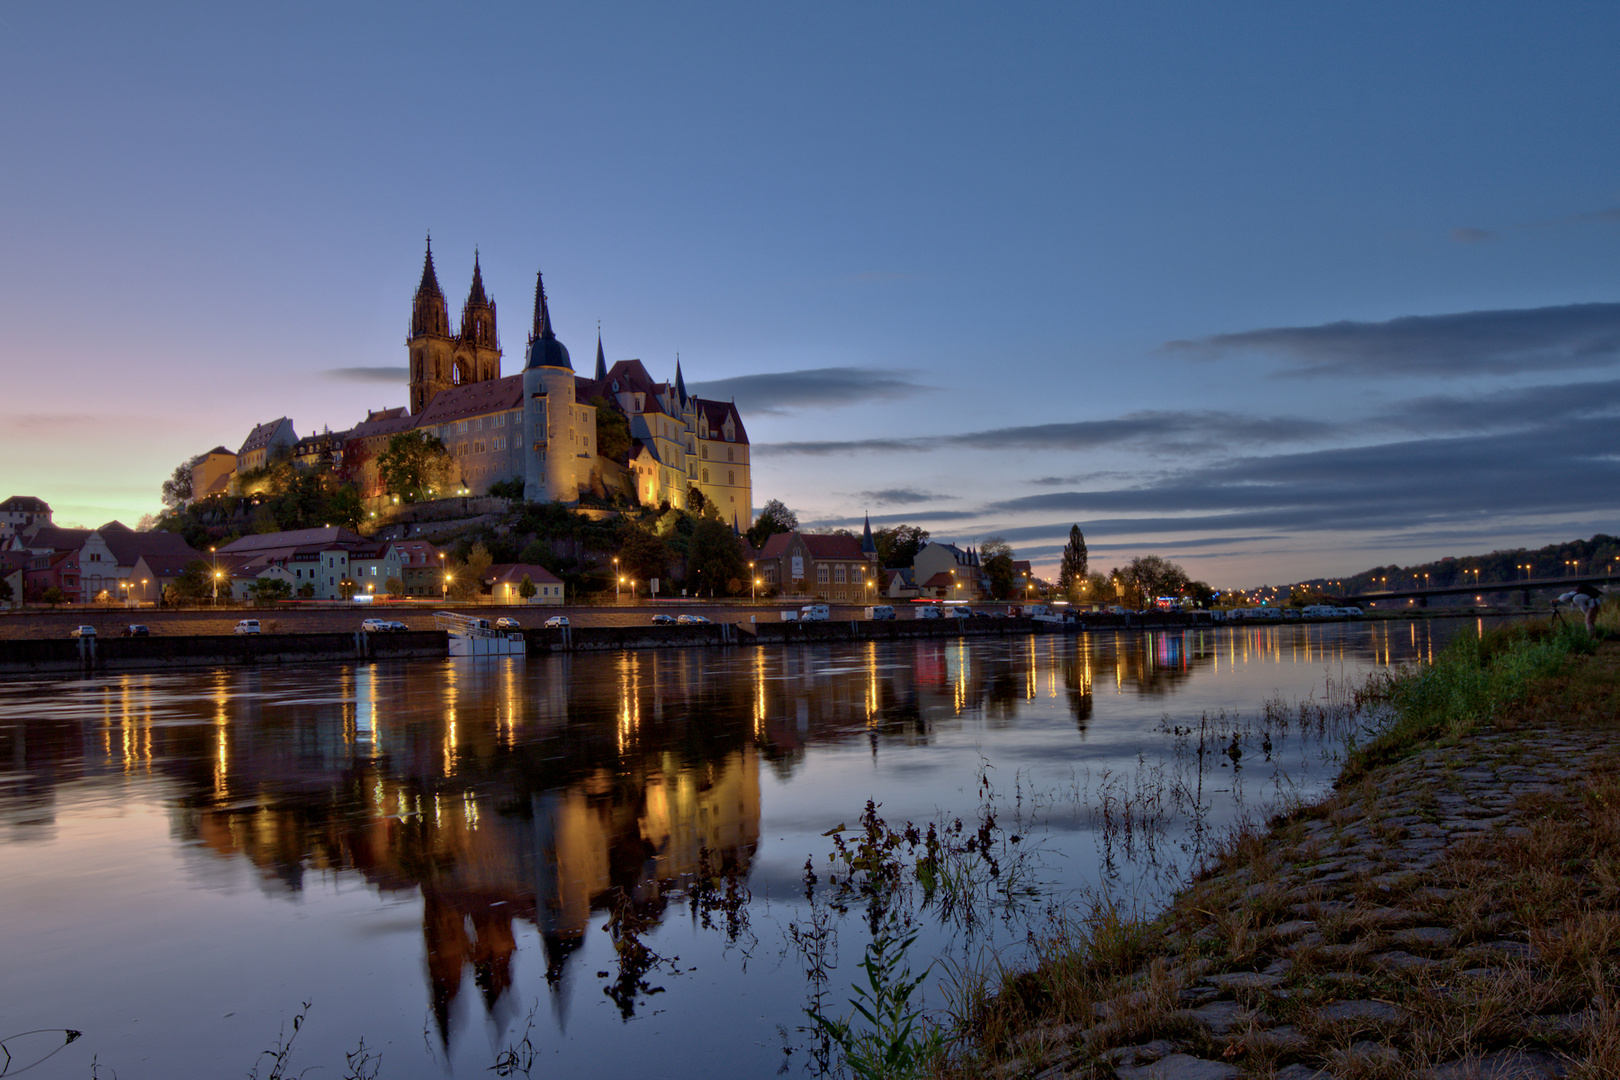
[210,546,219,605]
[614,556,620,599]
[749,561,755,601]
[444,572,451,600]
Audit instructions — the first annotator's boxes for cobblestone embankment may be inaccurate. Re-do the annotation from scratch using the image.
[999,711,1619,1080]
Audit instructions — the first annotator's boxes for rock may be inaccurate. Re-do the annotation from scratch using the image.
[1203,971,1284,992]
[1114,1053,1242,1080]
[1187,999,1252,1035]
[1392,925,1459,949]
[1315,999,1404,1026]
[1426,1048,1571,1078]
[1273,1065,1334,1080]
[1369,949,1438,973]
[1103,1039,1181,1067]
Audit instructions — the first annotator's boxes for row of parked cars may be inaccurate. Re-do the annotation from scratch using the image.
[652,613,712,625]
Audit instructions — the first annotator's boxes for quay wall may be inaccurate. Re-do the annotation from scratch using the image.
[0,610,1221,675]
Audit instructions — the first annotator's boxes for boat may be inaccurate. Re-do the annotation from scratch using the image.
[434,611,526,658]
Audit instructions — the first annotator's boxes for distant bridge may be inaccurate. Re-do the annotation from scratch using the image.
[1341,574,1617,608]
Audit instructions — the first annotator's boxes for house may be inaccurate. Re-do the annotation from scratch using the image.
[188,448,238,502]
[0,496,52,541]
[0,550,30,608]
[911,541,990,603]
[482,563,566,604]
[237,418,299,474]
[215,527,378,600]
[755,532,877,602]
[385,540,445,597]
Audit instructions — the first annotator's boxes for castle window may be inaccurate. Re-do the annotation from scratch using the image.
[728,470,735,485]
[701,469,709,483]
[727,448,734,461]
[701,445,708,459]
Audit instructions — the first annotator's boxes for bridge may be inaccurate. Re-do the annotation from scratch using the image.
[1342,574,1617,608]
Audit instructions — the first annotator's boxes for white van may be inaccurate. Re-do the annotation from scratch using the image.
[800,604,830,621]
[915,606,941,619]
[944,605,972,619]
[864,605,896,620]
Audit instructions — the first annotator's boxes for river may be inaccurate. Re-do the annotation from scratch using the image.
[0,618,1482,1078]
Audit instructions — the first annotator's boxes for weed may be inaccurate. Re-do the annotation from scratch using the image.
[809,914,947,1080]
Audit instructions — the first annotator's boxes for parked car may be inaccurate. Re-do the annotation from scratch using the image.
[360,618,393,633]
[234,619,261,635]
[388,620,409,632]
[544,616,569,628]
[70,625,96,638]
[652,613,676,624]
[676,614,711,625]
[122,624,150,637]
[494,617,522,631]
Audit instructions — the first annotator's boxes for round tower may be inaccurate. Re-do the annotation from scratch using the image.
[521,269,576,503]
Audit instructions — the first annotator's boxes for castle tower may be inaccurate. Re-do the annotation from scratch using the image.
[521,269,578,504]
[407,237,456,415]
[455,251,502,383]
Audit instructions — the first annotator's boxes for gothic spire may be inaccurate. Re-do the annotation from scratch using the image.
[861,513,876,556]
[530,269,554,342]
[416,234,443,300]
[466,249,488,306]
[675,355,688,408]
[594,331,607,382]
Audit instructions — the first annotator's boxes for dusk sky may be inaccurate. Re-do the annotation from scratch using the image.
[4,3,1618,587]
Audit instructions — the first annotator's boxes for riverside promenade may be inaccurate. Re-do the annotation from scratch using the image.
[974,645,1618,1080]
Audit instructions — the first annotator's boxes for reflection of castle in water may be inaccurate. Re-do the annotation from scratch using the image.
[0,627,1363,1038]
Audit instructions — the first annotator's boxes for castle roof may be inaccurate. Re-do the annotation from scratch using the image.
[692,397,749,444]
[0,496,51,514]
[525,269,572,371]
[415,374,524,427]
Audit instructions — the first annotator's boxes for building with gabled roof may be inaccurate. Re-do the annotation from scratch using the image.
[755,531,877,602]
[237,418,298,473]
[0,496,52,541]
[483,563,566,604]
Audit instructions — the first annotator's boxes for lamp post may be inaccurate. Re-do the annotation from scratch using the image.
[440,552,447,599]
[749,561,755,602]
[210,546,219,605]
[614,556,620,600]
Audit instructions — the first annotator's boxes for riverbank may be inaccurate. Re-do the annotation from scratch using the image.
[940,624,1619,1079]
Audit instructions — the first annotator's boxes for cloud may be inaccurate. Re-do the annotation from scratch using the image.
[1166,302,1620,377]
[3,412,102,429]
[327,366,408,383]
[1449,227,1498,243]
[856,488,945,505]
[757,410,1332,456]
[687,367,928,414]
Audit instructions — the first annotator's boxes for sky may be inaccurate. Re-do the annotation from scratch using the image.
[3,2,1617,588]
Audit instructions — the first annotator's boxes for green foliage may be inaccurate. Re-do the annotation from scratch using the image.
[161,453,206,508]
[167,559,217,603]
[248,577,292,603]
[377,430,453,503]
[1058,525,1088,602]
[42,585,66,607]
[687,516,747,596]
[518,574,537,600]
[980,536,1016,600]
[0,578,11,603]
[589,394,633,463]
[487,477,525,500]
[809,916,946,1080]
[873,525,929,570]
[747,499,797,547]
[449,543,493,600]
[384,576,404,598]
[1113,555,1189,608]
[617,521,671,584]
[1345,618,1584,780]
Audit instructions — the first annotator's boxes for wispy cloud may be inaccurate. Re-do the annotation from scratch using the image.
[4,412,102,429]
[688,367,928,414]
[1449,227,1498,243]
[856,488,945,505]
[327,366,408,383]
[756,410,1331,456]
[1166,302,1620,378]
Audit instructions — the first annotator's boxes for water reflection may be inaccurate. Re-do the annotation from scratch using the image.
[0,623,1408,1060]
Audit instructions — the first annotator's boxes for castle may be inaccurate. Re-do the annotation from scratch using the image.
[212,240,753,519]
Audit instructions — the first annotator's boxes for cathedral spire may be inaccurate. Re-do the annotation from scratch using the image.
[530,269,554,342]
[466,249,488,306]
[675,355,688,408]
[416,235,444,300]
[594,330,607,382]
[460,249,497,349]
[861,512,876,557]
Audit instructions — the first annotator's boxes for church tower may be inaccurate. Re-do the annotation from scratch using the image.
[521,269,578,503]
[407,237,456,415]
[454,251,502,384]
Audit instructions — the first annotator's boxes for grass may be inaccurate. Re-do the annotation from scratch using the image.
[933,612,1620,1078]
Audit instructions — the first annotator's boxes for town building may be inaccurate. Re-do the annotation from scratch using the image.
[0,496,52,541]
[755,531,879,603]
[482,563,566,604]
[214,527,402,601]
[236,418,298,474]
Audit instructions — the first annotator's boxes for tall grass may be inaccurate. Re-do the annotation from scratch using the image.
[1343,616,1591,782]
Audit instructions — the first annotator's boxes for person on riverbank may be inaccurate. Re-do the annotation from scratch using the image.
[1553,583,1607,635]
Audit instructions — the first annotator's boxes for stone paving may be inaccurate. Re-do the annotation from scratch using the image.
[1017,723,1618,1079]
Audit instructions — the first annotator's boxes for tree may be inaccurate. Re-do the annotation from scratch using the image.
[980,536,1017,600]
[518,574,537,600]
[0,578,11,604]
[378,431,454,503]
[488,477,525,500]
[166,559,215,604]
[248,577,292,603]
[1115,555,1190,608]
[161,453,207,508]
[1058,525,1089,603]
[747,499,797,547]
[617,522,671,587]
[589,395,633,463]
[385,576,405,598]
[873,525,929,569]
[449,542,493,600]
[687,516,748,597]
[43,585,66,607]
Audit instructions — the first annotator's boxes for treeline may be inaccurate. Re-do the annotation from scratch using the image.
[1294,534,1620,597]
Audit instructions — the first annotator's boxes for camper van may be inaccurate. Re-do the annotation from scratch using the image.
[864,605,896,620]
[799,603,831,621]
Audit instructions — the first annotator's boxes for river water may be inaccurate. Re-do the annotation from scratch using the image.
[0,619,1480,1078]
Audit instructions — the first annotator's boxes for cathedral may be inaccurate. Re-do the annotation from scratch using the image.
[339,239,753,518]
